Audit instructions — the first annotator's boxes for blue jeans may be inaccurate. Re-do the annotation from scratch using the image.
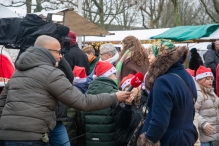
[201,142,213,146]
[49,122,70,146]
[4,141,49,146]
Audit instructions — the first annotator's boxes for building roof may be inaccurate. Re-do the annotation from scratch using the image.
[33,8,110,37]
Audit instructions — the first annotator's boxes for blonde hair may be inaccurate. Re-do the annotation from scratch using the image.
[197,77,214,101]
[197,78,207,101]
[82,45,95,54]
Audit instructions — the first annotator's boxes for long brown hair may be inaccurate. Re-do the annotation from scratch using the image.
[117,35,149,66]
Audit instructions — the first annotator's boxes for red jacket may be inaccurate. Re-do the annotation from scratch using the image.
[216,64,219,97]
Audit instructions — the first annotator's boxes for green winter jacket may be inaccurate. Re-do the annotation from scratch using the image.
[82,77,118,146]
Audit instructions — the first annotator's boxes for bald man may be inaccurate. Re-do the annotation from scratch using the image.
[0,35,131,146]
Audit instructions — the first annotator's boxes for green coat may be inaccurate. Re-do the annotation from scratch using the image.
[89,55,100,73]
[82,77,118,146]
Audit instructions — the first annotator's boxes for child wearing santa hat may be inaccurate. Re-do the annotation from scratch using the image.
[195,65,219,146]
[79,61,118,146]
[73,66,87,84]
[186,68,195,77]
[72,66,89,94]
[113,74,147,146]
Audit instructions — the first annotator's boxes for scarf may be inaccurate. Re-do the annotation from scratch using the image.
[115,49,131,86]
[105,52,119,64]
[88,55,96,64]
[99,52,119,64]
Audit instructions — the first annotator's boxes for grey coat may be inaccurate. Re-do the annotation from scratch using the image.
[0,46,117,141]
[195,84,219,142]
[204,49,219,77]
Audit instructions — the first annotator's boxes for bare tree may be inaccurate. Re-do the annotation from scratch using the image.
[0,0,77,13]
[113,0,141,30]
[82,0,136,29]
[170,0,180,26]
[157,0,213,28]
[0,0,43,13]
[139,0,165,29]
[199,0,219,23]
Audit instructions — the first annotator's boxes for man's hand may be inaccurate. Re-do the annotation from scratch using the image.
[116,91,131,102]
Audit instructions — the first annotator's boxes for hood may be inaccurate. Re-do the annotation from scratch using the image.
[145,46,188,90]
[15,46,56,71]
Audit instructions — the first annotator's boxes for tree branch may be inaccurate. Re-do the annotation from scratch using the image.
[212,0,219,14]
[0,3,26,7]
[141,9,149,29]
[200,0,219,23]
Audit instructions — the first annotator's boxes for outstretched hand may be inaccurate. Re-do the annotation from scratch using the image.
[116,91,131,102]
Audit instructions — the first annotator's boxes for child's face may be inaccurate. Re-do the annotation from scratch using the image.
[198,76,213,88]
[108,74,117,81]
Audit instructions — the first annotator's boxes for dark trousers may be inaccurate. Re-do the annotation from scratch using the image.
[4,141,50,146]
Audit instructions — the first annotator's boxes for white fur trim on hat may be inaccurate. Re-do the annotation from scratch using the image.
[196,72,214,80]
[74,76,87,83]
[0,82,7,87]
[121,79,131,91]
[99,67,117,78]
[92,75,97,79]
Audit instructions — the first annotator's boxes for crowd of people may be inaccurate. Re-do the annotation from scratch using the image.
[0,30,219,146]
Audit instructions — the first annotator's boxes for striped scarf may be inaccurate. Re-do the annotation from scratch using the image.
[115,49,131,86]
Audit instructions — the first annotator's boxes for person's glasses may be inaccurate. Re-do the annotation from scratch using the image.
[48,49,61,55]
[99,52,108,56]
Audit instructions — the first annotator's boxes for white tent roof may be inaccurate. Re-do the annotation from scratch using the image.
[82,28,169,42]
[32,8,68,17]
[201,27,219,40]
[0,5,19,18]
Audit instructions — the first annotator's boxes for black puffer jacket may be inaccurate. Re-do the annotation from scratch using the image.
[113,90,147,146]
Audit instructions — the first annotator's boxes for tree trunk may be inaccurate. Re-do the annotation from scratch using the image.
[26,0,32,13]
[99,0,104,29]
[172,0,181,26]
[34,0,43,12]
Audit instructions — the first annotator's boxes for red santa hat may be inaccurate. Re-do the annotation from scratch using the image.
[196,65,213,80]
[93,61,117,78]
[120,74,134,91]
[0,49,15,87]
[73,66,87,83]
[186,69,195,77]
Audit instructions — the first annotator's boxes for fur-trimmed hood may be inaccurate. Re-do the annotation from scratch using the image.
[145,46,189,90]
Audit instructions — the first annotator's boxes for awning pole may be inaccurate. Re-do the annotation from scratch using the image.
[83,35,85,46]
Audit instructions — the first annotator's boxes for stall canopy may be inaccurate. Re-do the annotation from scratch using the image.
[33,8,110,36]
[0,5,19,18]
[150,24,219,42]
